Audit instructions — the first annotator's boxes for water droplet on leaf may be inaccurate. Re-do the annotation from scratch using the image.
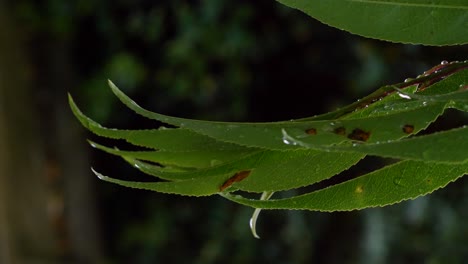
[397,92,412,100]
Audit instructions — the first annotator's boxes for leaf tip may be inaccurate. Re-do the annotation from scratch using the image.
[107,79,116,88]
[108,79,123,96]
[91,167,108,180]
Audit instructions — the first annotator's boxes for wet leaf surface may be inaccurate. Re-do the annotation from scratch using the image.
[70,62,468,207]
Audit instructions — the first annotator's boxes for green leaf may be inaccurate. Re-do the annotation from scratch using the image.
[94,144,365,193]
[88,140,255,169]
[222,160,468,211]
[107,70,467,150]
[283,125,468,163]
[92,168,232,197]
[276,0,468,45]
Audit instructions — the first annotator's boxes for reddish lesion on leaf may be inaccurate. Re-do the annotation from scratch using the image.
[402,124,415,134]
[347,128,371,142]
[305,128,317,135]
[333,127,346,135]
[219,170,251,191]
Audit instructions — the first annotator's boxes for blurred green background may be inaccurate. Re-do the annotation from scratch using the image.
[0,0,467,263]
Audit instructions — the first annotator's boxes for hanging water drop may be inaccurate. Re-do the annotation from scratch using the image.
[404,78,413,83]
[440,60,449,65]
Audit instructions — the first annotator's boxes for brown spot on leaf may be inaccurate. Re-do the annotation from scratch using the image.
[305,128,317,135]
[219,170,251,191]
[402,124,414,134]
[333,127,346,135]
[348,129,370,142]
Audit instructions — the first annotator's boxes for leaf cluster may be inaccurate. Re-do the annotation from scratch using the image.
[69,61,468,212]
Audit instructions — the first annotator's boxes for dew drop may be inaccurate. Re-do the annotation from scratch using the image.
[282,137,296,145]
[422,101,427,106]
[397,92,412,100]
[440,60,449,65]
[404,78,413,83]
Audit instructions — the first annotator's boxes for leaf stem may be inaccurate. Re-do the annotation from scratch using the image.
[249,191,274,239]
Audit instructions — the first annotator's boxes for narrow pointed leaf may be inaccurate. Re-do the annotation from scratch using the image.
[283,125,468,163]
[223,160,468,210]
[123,150,364,192]
[92,168,232,196]
[108,81,450,150]
[89,140,255,169]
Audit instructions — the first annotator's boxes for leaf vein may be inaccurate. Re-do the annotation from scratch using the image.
[347,0,468,10]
